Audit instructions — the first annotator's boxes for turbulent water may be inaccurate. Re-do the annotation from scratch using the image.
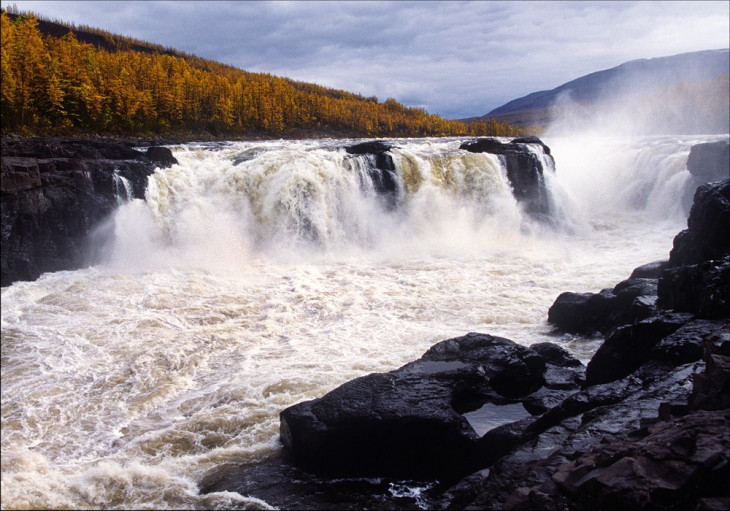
[1,134,726,509]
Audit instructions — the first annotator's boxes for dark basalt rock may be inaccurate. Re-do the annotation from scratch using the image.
[440,358,706,510]
[687,139,730,184]
[547,277,659,336]
[145,146,178,167]
[650,319,729,366]
[199,453,445,511]
[506,410,730,511]
[1,137,175,287]
[668,179,730,266]
[658,256,730,318]
[584,312,695,386]
[629,259,670,279]
[459,136,555,222]
[344,140,399,209]
[279,333,582,483]
[344,140,392,155]
[658,179,730,318]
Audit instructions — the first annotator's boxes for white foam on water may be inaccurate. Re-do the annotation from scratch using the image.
[2,134,725,509]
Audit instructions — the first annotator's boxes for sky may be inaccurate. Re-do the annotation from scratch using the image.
[5,1,730,119]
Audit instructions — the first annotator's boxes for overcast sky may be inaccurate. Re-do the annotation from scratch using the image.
[6,1,730,119]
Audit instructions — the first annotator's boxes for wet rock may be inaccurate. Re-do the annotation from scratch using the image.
[688,330,730,411]
[668,179,730,266]
[200,454,445,510]
[441,359,704,510]
[533,410,729,510]
[460,137,555,222]
[344,140,392,155]
[659,255,730,319]
[278,333,582,483]
[344,140,399,209]
[584,311,694,386]
[687,139,730,184]
[547,289,617,334]
[547,277,659,336]
[1,136,170,286]
[650,319,728,365]
[630,259,670,279]
[145,146,178,167]
[496,337,730,511]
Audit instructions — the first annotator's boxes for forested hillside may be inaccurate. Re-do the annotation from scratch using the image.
[0,10,526,138]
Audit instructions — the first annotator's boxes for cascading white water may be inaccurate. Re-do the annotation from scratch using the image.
[113,170,134,204]
[1,134,725,509]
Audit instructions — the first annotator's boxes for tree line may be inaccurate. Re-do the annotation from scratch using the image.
[0,11,531,138]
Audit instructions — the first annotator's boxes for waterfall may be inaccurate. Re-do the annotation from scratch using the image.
[105,139,553,271]
[4,134,724,511]
[113,169,134,203]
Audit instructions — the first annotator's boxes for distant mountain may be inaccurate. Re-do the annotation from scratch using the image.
[468,49,730,134]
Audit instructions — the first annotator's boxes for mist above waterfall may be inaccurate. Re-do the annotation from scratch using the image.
[545,49,730,137]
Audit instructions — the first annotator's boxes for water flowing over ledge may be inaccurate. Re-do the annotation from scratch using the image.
[1,134,727,509]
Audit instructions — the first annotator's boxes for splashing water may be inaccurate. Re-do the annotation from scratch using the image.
[2,135,725,509]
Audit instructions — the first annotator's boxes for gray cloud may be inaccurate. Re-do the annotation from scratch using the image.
[8,0,730,119]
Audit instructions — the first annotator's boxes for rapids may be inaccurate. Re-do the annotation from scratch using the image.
[1,134,726,509]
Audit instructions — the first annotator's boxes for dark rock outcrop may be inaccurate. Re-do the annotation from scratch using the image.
[687,139,730,184]
[460,137,555,222]
[279,333,583,483]
[658,180,730,318]
[549,179,730,336]
[547,277,659,336]
[668,179,730,266]
[1,137,176,287]
[344,140,399,209]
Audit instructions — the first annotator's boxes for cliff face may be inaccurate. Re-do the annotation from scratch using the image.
[0,137,176,287]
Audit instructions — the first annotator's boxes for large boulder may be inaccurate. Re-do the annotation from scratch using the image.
[1,137,176,286]
[687,139,730,184]
[547,277,659,335]
[584,311,695,386]
[279,333,582,483]
[460,137,555,222]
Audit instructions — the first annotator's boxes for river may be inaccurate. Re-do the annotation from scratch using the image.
[1,134,726,509]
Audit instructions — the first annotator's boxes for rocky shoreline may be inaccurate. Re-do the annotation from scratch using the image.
[202,162,729,508]
[0,136,178,286]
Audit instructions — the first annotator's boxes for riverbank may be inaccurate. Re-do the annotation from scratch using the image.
[1,136,178,286]
[202,177,729,509]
